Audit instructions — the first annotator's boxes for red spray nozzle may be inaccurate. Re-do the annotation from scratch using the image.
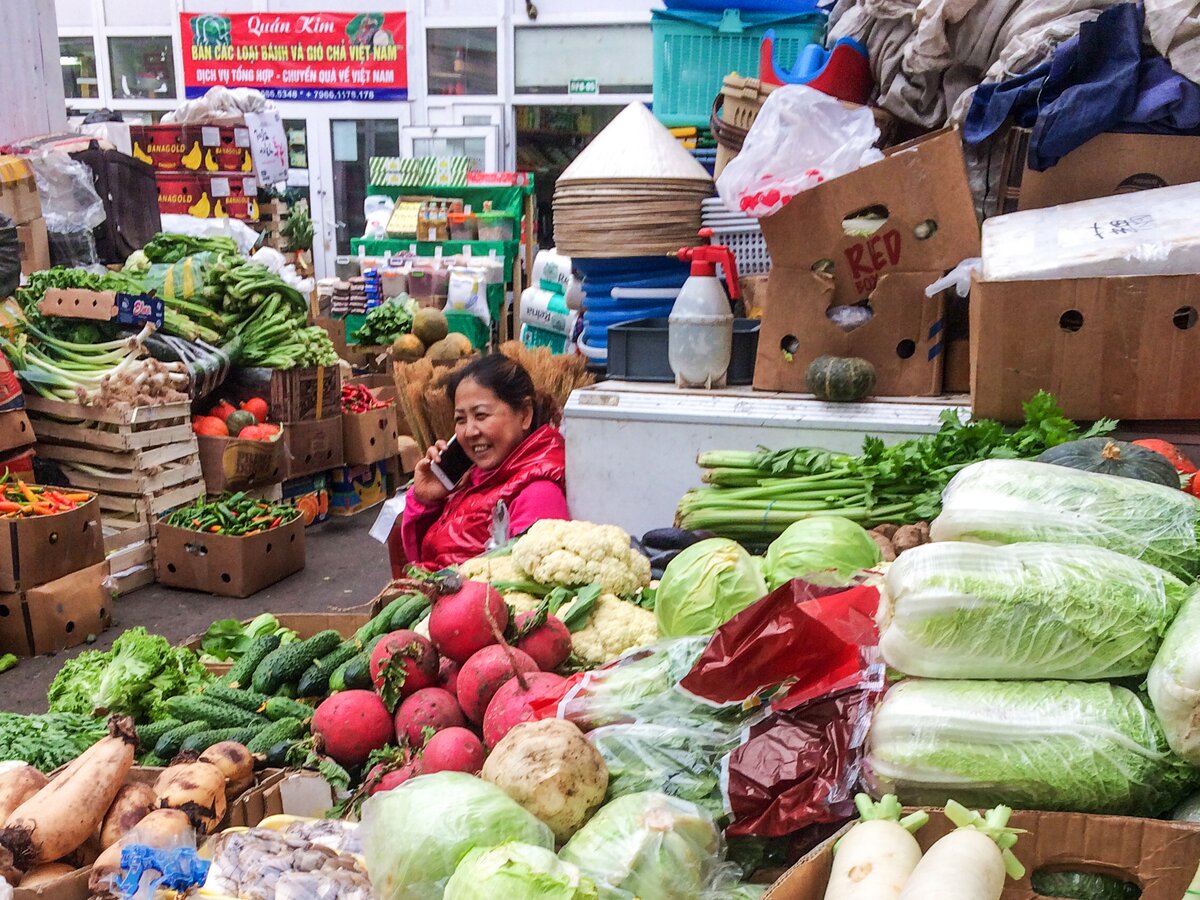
[675,230,742,301]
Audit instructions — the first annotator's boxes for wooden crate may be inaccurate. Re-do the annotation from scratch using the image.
[256,199,290,251]
[25,397,206,532]
[105,523,155,598]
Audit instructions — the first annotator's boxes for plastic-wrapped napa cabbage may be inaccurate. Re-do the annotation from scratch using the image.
[1149,586,1200,764]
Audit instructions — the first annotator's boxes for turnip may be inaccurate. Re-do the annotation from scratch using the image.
[370,629,439,710]
[897,801,1024,900]
[456,644,538,724]
[823,794,928,900]
[395,687,465,747]
[421,727,486,775]
[515,612,572,671]
[429,580,509,663]
[483,671,568,748]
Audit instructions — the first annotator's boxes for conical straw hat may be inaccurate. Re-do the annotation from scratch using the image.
[558,102,712,184]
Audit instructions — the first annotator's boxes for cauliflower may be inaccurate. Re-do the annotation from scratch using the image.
[559,593,658,667]
[502,592,543,615]
[457,553,525,585]
[512,520,651,598]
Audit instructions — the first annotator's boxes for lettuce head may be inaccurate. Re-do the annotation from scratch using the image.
[654,539,767,637]
[444,843,597,900]
[763,516,880,590]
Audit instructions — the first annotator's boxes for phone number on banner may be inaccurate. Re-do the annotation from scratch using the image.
[184,87,408,102]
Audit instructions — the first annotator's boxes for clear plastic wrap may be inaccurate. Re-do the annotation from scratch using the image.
[1148,586,1200,764]
[865,679,1198,816]
[932,459,1200,581]
[29,150,106,233]
[203,827,370,900]
[881,541,1189,680]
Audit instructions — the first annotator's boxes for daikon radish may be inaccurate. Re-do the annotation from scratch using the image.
[898,801,1024,900]
[823,794,929,900]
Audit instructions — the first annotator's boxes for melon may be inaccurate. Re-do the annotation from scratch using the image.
[412,307,449,346]
[392,333,426,362]
[225,410,257,437]
[427,332,474,362]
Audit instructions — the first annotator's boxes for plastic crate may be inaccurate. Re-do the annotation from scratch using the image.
[606,317,760,384]
[652,7,826,128]
[709,224,771,276]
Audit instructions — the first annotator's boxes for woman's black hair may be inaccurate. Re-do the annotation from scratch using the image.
[447,354,562,429]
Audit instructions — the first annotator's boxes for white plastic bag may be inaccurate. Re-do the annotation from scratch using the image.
[446,267,490,325]
[716,85,883,218]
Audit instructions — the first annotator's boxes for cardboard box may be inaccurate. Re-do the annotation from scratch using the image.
[282,416,344,480]
[0,408,33,454]
[156,516,305,598]
[1002,129,1200,214]
[16,217,49,275]
[0,495,105,592]
[765,809,1200,900]
[755,128,980,394]
[0,156,42,225]
[329,462,387,516]
[198,433,286,494]
[971,274,1200,422]
[129,124,252,173]
[185,608,378,675]
[233,770,338,821]
[231,365,342,422]
[282,473,330,527]
[342,406,399,466]
[155,172,259,221]
[348,374,398,406]
[398,435,422,474]
[757,271,947,397]
[0,561,113,657]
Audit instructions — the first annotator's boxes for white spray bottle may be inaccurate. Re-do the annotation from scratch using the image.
[668,236,741,389]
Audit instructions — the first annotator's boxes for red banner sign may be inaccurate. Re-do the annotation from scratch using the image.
[180,12,408,102]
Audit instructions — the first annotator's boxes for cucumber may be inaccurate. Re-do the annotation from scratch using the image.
[265,740,299,768]
[354,594,419,643]
[178,726,263,754]
[296,641,360,697]
[224,632,282,688]
[202,682,271,713]
[328,655,355,693]
[154,721,209,758]
[137,718,183,749]
[246,717,307,754]
[262,696,313,722]
[386,594,431,631]
[163,694,266,729]
[276,684,297,699]
[252,630,342,694]
[341,641,380,691]
[139,753,166,767]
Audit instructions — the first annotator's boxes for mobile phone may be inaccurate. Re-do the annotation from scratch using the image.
[431,437,472,491]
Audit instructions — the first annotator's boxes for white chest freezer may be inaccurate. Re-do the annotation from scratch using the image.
[562,381,966,539]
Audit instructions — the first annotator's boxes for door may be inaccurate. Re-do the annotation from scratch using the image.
[328,118,402,258]
[401,124,499,173]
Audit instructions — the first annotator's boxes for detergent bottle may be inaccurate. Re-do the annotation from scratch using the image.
[669,237,741,389]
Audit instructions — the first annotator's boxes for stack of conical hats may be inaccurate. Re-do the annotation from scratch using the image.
[553,103,713,258]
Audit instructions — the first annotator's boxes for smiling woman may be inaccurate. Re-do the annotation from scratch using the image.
[388,355,570,573]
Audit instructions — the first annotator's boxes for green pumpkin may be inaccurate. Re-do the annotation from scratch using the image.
[225,410,257,437]
[1037,438,1181,488]
[805,356,876,402]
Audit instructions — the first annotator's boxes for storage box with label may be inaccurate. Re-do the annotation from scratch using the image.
[329,462,387,516]
[0,494,105,592]
[156,516,305,598]
[198,433,286,494]
[16,217,49,275]
[0,156,42,225]
[342,405,399,466]
[765,809,1200,899]
[755,128,981,395]
[129,123,252,173]
[0,560,113,657]
[1000,129,1200,214]
[282,473,330,527]
[154,172,259,221]
[282,417,344,480]
[231,365,342,422]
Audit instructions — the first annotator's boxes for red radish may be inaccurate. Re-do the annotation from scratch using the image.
[483,672,568,748]
[438,657,461,695]
[428,580,509,663]
[240,397,269,424]
[420,727,485,775]
[368,762,421,795]
[371,630,439,710]
[456,645,538,724]
[311,691,393,768]
[515,613,572,671]
[395,687,465,747]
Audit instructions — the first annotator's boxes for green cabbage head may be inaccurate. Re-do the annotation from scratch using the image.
[763,516,880,590]
[444,843,597,900]
[559,792,724,900]
[655,538,767,637]
[362,773,554,900]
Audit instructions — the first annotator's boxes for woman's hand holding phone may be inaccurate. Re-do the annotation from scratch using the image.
[412,440,452,504]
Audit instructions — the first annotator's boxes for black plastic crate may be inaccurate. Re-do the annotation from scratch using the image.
[606,317,759,384]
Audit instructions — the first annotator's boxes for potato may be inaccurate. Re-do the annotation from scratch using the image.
[89,809,192,895]
[154,762,227,834]
[869,530,897,562]
[199,742,254,799]
[871,523,900,540]
[481,719,608,842]
[99,783,157,849]
[19,862,75,887]
[892,524,925,555]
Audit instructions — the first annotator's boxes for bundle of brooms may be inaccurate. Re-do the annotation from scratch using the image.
[393,341,594,451]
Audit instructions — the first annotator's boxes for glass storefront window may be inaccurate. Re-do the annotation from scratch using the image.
[108,36,176,100]
[427,28,498,97]
[331,120,400,255]
[60,37,99,100]
[514,25,652,94]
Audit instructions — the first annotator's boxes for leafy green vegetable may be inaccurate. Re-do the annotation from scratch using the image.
[353,298,417,346]
[47,627,210,721]
[444,843,598,900]
[558,584,601,632]
[933,459,1200,581]
[763,516,880,590]
[200,613,296,663]
[1149,585,1200,764]
[882,542,1188,679]
[867,679,1198,816]
[0,653,17,674]
[1029,870,1141,899]
[655,538,767,637]
[0,712,107,771]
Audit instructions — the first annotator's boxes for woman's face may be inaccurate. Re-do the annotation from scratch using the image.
[453,378,533,471]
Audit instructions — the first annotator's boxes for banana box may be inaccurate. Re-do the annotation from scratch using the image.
[129,124,253,174]
[155,173,259,221]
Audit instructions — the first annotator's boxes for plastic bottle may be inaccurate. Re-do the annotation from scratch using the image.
[668,239,741,389]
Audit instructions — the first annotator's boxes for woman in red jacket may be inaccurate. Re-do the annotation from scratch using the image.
[388,354,569,573]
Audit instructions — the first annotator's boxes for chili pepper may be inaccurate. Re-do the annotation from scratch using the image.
[16,482,36,506]
[0,501,23,513]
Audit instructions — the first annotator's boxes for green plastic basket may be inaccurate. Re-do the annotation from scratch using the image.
[652,7,826,128]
